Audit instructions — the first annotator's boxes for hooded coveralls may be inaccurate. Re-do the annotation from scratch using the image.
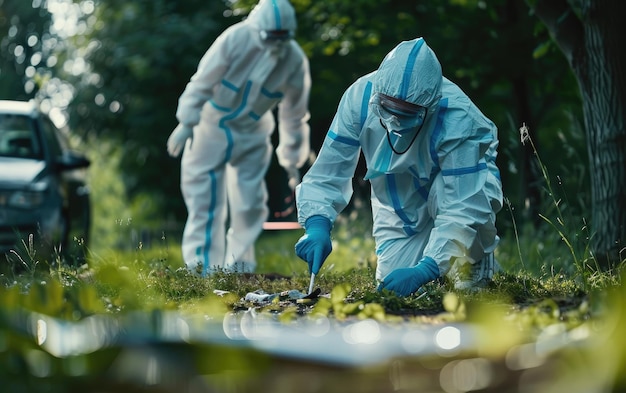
[296,38,503,284]
[175,0,311,275]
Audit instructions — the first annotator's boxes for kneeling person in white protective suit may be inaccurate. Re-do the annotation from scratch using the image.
[167,0,311,276]
[295,37,503,296]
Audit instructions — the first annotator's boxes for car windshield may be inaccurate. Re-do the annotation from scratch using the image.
[0,114,43,159]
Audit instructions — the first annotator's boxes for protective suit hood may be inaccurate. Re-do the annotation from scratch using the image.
[373,38,442,110]
[246,0,297,34]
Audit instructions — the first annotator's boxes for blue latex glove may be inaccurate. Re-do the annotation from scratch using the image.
[295,215,332,275]
[377,257,439,297]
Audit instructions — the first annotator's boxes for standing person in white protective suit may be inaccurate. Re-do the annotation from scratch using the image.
[167,0,311,276]
[295,37,503,296]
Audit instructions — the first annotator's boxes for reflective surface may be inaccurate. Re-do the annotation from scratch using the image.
[0,307,609,393]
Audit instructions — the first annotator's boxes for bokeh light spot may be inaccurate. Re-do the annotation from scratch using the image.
[435,326,461,350]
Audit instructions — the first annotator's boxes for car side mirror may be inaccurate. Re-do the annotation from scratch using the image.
[56,151,91,170]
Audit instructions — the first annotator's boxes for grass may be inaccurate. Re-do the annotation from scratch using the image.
[1,220,624,393]
[1,212,620,324]
[1,122,623,326]
[1,124,626,391]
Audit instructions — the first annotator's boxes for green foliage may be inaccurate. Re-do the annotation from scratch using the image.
[58,0,235,219]
[0,0,54,99]
[4,169,621,327]
[34,0,584,237]
[81,137,133,252]
[0,262,105,319]
[515,123,600,289]
[0,0,613,333]
[0,2,624,391]
[1,201,625,392]
[1,1,592,263]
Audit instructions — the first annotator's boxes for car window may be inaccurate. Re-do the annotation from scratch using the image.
[0,114,44,159]
[40,115,66,158]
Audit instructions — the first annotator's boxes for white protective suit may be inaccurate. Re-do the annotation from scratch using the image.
[175,0,311,275]
[296,38,503,282]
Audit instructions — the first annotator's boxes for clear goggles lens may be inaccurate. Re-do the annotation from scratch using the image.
[379,94,426,121]
[372,96,427,133]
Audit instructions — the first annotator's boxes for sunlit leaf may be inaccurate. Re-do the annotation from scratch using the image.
[443,292,460,313]
[330,283,351,305]
[533,41,552,59]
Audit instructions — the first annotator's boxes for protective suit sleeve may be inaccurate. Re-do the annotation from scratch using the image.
[175,30,232,127]
[423,101,503,276]
[276,49,312,170]
[295,80,365,226]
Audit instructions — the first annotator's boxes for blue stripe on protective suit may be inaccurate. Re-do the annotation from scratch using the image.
[222,79,239,92]
[407,167,431,200]
[198,80,252,272]
[219,80,252,162]
[210,80,240,111]
[248,111,261,120]
[442,162,488,176]
[327,130,359,146]
[327,81,370,146]
[271,0,282,29]
[385,174,418,236]
[399,39,424,100]
[261,87,283,98]
[211,102,230,112]
[198,169,218,275]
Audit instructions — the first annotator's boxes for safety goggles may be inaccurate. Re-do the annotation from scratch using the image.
[379,94,427,122]
[370,93,428,154]
[260,30,292,42]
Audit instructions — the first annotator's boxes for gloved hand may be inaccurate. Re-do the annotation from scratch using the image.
[295,215,332,275]
[285,166,300,191]
[377,257,439,297]
[167,124,194,157]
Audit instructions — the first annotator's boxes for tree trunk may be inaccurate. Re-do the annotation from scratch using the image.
[578,1,626,267]
[530,0,626,268]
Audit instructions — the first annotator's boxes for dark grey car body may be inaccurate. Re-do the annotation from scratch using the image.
[0,100,91,264]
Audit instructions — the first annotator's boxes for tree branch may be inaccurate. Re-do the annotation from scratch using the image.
[527,0,584,67]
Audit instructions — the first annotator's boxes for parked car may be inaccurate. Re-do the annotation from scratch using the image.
[0,99,91,265]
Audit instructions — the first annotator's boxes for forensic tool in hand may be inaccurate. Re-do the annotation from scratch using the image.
[307,272,315,295]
